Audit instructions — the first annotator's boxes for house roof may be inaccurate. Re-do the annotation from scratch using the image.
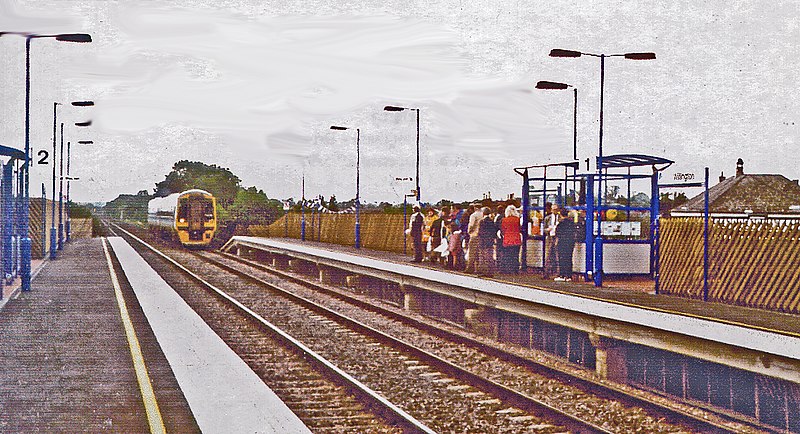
[675,174,800,214]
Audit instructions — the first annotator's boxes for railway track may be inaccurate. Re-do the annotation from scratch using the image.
[107,224,424,433]
[111,224,612,433]
[205,249,773,434]
[110,223,769,433]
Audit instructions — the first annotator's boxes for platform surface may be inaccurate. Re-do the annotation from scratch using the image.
[0,238,195,432]
[229,236,800,361]
[109,236,312,434]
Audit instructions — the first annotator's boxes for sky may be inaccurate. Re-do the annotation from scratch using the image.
[0,0,798,205]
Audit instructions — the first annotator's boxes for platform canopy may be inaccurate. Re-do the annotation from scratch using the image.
[0,145,25,161]
[598,154,673,170]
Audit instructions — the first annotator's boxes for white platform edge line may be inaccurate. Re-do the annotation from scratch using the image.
[108,237,310,434]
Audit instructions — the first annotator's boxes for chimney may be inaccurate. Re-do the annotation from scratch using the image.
[736,158,744,177]
[719,171,726,183]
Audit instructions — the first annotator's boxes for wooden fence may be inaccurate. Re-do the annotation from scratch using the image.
[252,212,409,255]
[659,217,800,313]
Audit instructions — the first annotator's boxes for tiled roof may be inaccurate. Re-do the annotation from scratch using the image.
[675,174,800,213]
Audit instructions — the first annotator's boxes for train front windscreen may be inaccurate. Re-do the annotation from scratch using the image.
[178,197,215,241]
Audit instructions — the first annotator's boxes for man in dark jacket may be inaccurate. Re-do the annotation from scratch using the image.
[554,209,576,281]
[408,205,424,262]
[477,207,496,277]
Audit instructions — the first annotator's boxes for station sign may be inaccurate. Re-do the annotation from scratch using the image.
[658,165,706,189]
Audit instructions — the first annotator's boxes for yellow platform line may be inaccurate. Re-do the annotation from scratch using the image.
[102,237,166,434]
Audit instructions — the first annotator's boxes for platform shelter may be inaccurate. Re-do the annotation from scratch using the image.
[0,145,27,299]
[515,154,673,286]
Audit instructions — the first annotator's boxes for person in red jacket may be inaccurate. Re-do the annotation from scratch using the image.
[500,205,522,273]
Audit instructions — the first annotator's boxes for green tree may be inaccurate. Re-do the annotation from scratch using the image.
[228,186,282,227]
[154,160,241,207]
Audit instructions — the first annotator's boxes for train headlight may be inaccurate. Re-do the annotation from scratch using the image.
[179,218,186,223]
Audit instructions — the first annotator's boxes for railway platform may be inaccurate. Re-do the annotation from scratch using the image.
[0,237,310,433]
[225,236,800,338]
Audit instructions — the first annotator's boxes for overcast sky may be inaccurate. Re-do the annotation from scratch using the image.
[0,0,797,204]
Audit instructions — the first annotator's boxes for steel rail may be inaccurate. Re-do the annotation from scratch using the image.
[110,224,435,434]
[208,249,768,434]
[189,254,612,433]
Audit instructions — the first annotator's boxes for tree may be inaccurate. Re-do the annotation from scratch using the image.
[659,192,689,216]
[328,195,339,212]
[228,186,282,227]
[154,160,241,207]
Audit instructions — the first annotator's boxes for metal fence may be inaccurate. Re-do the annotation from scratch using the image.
[253,212,408,254]
[659,217,800,313]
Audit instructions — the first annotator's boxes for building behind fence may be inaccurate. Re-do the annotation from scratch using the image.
[659,217,800,313]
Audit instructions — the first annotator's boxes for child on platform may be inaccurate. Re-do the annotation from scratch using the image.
[447,222,464,270]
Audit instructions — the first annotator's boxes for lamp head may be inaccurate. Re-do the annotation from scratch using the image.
[55,33,92,43]
[71,101,94,106]
[330,125,348,131]
[549,49,582,58]
[78,140,93,145]
[535,81,571,90]
[624,52,656,60]
[383,105,405,112]
[75,120,92,127]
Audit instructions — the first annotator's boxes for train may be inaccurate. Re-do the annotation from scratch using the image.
[147,189,217,247]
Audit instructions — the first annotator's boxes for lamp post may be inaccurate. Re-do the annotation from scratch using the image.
[384,105,421,203]
[0,31,92,290]
[403,191,416,254]
[50,103,61,259]
[51,101,92,255]
[66,116,93,243]
[535,81,578,160]
[549,48,655,287]
[330,125,361,249]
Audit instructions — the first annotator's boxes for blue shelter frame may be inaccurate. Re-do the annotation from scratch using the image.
[0,145,27,299]
[516,154,673,286]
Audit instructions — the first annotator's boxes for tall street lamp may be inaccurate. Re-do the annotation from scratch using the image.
[66,101,94,242]
[0,31,92,290]
[59,120,91,247]
[384,105,421,203]
[51,101,92,257]
[50,102,61,259]
[330,125,361,249]
[549,48,655,287]
[535,81,578,160]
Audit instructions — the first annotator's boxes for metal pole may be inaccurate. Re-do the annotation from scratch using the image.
[50,104,58,259]
[651,169,660,294]
[355,128,361,249]
[415,109,420,202]
[66,141,71,242]
[41,184,45,258]
[300,173,305,241]
[703,167,710,302]
[593,55,606,287]
[58,131,64,250]
[573,87,578,160]
[21,37,32,291]
[521,169,529,271]
[403,195,408,255]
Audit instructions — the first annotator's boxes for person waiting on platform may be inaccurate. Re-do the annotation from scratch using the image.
[500,205,522,274]
[446,222,464,270]
[406,205,424,263]
[477,207,497,277]
[543,202,560,277]
[464,204,483,273]
[554,208,577,282]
